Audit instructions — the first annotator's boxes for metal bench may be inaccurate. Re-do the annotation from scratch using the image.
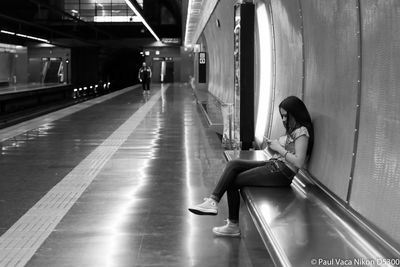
[191,87,224,135]
[0,81,9,87]
[224,150,399,267]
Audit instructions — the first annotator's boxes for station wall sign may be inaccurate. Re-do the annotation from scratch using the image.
[198,52,206,83]
[152,57,173,61]
[153,57,165,61]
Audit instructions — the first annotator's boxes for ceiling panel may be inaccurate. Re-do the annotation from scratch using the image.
[0,0,181,48]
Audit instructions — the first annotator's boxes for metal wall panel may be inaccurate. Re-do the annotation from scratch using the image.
[268,0,303,140]
[351,0,400,245]
[203,0,400,248]
[301,0,359,200]
[203,1,234,103]
[0,53,12,83]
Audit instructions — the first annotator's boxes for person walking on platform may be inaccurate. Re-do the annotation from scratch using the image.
[138,62,152,95]
[189,96,314,237]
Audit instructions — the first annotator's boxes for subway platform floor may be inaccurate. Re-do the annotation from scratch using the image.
[0,83,271,267]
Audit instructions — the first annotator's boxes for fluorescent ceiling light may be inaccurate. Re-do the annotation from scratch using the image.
[184,0,208,47]
[37,43,55,48]
[1,30,50,43]
[0,42,25,53]
[184,0,193,46]
[16,33,50,43]
[1,30,14,35]
[124,0,160,41]
[94,16,141,22]
[255,3,273,142]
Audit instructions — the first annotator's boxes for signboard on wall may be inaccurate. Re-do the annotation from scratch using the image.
[198,52,206,83]
[153,57,165,61]
[161,38,181,44]
[153,57,173,61]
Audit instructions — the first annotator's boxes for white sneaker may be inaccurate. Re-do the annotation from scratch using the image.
[213,219,241,237]
[188,198,218,215]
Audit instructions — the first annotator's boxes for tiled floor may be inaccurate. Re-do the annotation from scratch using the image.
[0,83,271,267]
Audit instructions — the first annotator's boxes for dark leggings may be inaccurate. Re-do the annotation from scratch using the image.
[211,159,295,222]
[142,79,150,91]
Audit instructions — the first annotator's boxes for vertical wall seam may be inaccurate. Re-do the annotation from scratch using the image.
[267,0,277,139]
[346,0,363,204]
[298,0,305,100]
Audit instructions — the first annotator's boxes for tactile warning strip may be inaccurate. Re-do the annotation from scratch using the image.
[0,85,169,267]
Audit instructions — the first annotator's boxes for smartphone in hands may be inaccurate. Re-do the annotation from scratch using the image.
[262,137,271,149]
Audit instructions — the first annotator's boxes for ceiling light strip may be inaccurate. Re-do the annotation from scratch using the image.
[1,30,50,43]
[184,0,219,47]
[184,0,194,46]
[124,0,160,42]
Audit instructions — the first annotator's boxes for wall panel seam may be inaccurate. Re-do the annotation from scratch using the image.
[346,0,363,204]
[298,0,305,100]
[267,0,277,139]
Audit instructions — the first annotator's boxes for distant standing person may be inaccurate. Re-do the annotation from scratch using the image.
[138,62,152,95]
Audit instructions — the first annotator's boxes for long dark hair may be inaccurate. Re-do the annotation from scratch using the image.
[279,96,314,156]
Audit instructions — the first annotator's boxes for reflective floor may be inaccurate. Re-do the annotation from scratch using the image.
[0,83,271,267]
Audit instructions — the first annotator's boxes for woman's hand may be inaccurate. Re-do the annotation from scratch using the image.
[260,137,271,149]
[268,139,284,153]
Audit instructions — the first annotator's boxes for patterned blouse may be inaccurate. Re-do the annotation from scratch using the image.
[271,126,310,171]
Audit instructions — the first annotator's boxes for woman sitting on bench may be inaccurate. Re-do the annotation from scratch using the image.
[188,96,314,237]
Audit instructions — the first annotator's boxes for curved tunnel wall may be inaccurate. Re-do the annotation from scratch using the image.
[201,0,400,248]
[351,0,400,245]
[202,1,234,104]
[301,0,360,202]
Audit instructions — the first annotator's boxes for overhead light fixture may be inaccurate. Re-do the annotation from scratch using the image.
[0,43,24,53]
[1,30,50,43]
[255,3,273,142]
[94,16,141,22]
[37,43,55,48]
[184,0,205,47]
[124,0,160,42]
[1,30,14,35]
[184,0,194,46]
